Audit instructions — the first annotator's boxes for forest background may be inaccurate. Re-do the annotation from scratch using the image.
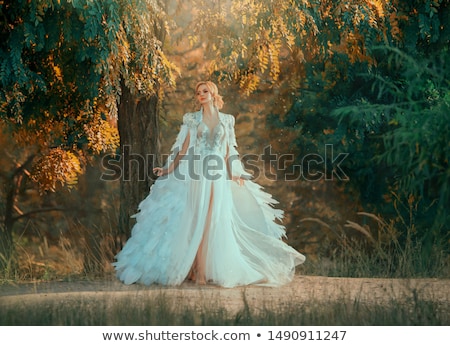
[0,0,449,282]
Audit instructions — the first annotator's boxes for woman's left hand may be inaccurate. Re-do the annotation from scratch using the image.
[232,176,245,186]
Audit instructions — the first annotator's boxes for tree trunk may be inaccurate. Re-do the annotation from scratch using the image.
[0,155,34,271]
[0,224,13,270]
[117,83,160,247]
[1,179,14,269]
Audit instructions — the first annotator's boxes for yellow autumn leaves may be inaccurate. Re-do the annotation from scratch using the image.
[32,148,83,192]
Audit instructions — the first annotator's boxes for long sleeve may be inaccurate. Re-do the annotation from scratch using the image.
[227,114,252,179]
[163,113,195,171]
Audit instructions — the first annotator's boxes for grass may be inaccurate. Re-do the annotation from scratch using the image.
[0,198,448,327]
[0,290,448,326]
[3,209,448,283]
[1,188,447,283]
[299,210,449,279]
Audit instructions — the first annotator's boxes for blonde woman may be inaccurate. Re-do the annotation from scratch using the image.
[113,81,305,287]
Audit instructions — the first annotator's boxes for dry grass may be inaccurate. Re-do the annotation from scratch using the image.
[1,275,449,326]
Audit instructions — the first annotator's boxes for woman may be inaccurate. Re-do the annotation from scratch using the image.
[113,81,305,287]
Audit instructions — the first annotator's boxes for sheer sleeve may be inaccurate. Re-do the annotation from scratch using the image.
[163,113,195,170]
[227,114,252,179]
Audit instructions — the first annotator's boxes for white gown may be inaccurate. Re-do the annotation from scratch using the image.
[113,110,305,287]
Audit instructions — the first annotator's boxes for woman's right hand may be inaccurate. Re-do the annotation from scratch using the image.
[153,167,166,177]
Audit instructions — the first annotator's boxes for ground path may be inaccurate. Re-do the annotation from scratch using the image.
[1,275,449,315]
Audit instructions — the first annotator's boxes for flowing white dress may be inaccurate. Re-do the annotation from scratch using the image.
[113,110,305,287]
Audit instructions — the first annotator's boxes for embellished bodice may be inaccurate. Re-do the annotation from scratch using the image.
[196,119,226,155]
[174,111,235,160]
[164,110,250,187]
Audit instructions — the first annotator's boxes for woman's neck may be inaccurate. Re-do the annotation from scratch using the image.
[202,103,216,118]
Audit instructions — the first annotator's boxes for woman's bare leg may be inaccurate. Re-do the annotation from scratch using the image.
[189,184,214,284]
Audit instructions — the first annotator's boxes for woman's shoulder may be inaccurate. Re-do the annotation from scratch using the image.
[182,112,200,126]
[219,112,235,126]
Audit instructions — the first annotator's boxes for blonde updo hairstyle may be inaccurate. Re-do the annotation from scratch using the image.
[195,81,224,110]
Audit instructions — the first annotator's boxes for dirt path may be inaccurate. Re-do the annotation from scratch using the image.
[1,275,449,314]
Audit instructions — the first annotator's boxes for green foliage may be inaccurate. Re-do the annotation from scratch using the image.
[0,0,178,192]
[263,0,449,268]
[0,0,179,268]
[325,46,449,235]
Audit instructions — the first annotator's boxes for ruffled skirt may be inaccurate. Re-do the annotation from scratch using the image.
[113,155,305,287]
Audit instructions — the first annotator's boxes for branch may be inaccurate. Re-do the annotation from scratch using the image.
[0,152,35,181]
[12,154,36,178]
[11,207,67,223]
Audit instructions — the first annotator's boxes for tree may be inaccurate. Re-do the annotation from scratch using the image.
[0,0,178,268]
[264,0,449,270]
[186,0,398,94]
[320,1,450,259]
[2,0,447,276]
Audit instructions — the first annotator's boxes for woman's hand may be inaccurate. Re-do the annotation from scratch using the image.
[153,167,167,177]
[232,176,245,186]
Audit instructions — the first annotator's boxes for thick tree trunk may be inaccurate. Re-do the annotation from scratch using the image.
[117,83,160,246]
[0,155,34,271]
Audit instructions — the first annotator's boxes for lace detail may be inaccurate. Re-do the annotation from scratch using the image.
[183,112,199,128]
[197,121,226,154]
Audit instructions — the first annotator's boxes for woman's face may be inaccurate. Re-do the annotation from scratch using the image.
[196,84,213,106]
